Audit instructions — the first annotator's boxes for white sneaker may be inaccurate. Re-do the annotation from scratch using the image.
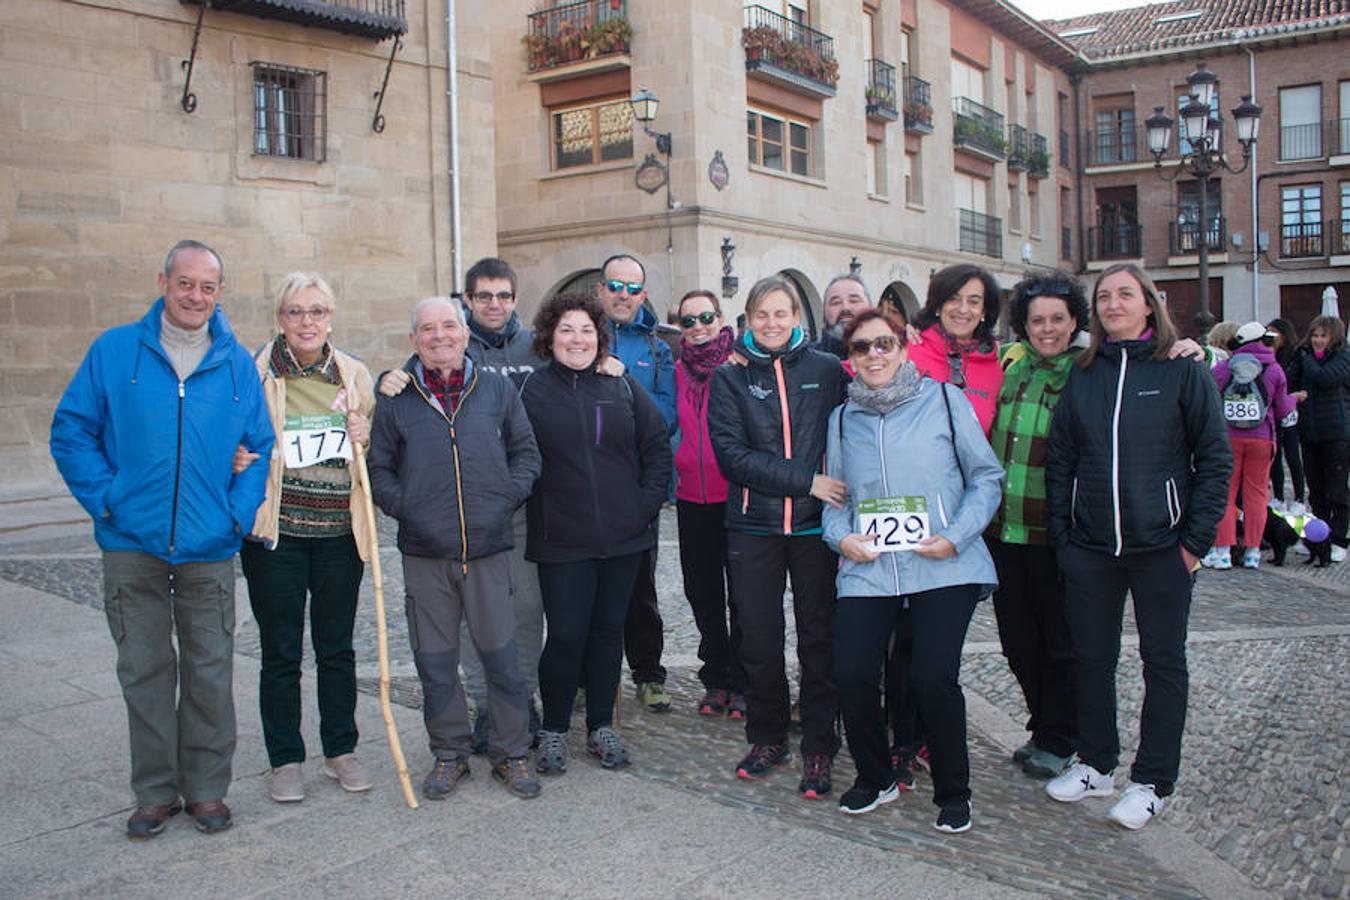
[1109,783,1165,829]
[1046,762,1115,802]
[1332,545,1347,563]
[1269,498,1287,515]
[1200,547,1231,570]
[1242,548,1261,569]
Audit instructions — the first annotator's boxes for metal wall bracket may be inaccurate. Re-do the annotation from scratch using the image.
[180,1,208,113]
[371,37,402,133]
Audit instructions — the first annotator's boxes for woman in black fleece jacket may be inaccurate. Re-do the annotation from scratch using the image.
[521,293,670,775]
[1287,315,1350,555]
[1043,263,1230,831]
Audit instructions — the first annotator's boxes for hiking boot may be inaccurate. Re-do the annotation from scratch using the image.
[586,726,630,768]
[727,692,747,721]
[736,742,791,780]
[839,779,900,815]
[1046,762,1115,802]
[1022,748,1076,779]
[1011,740,1036,765]
[269,763,304,803]
[890,747,916,792]
[636,682,671,713]
[471,711,490,755]
[935,800,972,834]
[535,729,568,775]
[126,798,182,839]
[422,757,470,800]
[323,753,373,793]
[798,753,833,799]
[1109,783,1165,830]
[492,756,542,799]
[698,688,729,717]
[187,800,232,834]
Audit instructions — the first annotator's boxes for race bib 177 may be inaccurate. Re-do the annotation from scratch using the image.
[282,413,351,469]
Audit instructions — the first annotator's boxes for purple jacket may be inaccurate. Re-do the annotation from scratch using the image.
[1212,343,1296,442]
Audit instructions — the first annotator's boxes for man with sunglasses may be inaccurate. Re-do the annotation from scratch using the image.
[814,275,874,360]
[596,254,677,712]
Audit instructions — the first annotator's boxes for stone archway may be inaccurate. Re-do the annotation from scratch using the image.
[778,268,820,340]
[880,281,921,322]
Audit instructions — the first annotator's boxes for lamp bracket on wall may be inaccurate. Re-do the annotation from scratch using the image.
[371,37,403,133]
[180,0,208,114]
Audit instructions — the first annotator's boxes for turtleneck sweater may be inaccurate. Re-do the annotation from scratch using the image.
[160,312,210,380]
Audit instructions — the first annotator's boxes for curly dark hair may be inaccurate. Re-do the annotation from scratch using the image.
[531,292,610,362]
[1007,270,1089,341]
[914,263,1002,345]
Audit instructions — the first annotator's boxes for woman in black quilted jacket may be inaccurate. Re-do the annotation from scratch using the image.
[1286,315,1350,557]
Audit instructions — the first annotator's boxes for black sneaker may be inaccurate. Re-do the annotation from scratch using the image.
[839,779,900,815]
[423,757,470,800]
[798,753,833,799]
[735,742,791,780]
[935,800,972,834]
[890,746,917,792]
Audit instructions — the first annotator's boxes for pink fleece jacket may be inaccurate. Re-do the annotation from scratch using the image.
[674,362,729,504]
[907,325,1003,435]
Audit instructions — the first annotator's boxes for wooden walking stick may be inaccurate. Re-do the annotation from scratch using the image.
[352,442,418,809]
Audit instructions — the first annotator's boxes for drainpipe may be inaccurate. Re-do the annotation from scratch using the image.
[1247,44,1258,320]
[447,0,463,292]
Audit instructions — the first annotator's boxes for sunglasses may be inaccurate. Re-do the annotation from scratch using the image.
[680,311,719,328]
[848,335,901,357]
[471,290,515,304]
[605,279,644,296]
[946,352,967,388]
[1022,280,1076,300]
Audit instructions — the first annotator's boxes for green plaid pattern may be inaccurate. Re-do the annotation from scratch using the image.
[988,342,1075,545]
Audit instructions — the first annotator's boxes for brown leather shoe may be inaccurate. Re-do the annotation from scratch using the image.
[187,799,233,834]
[126,798,183,839]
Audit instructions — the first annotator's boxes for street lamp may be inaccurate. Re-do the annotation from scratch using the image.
[1145,62,1261,318]
[630,87,671,155]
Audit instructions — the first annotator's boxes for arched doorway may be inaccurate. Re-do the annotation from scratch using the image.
[779,269,820,340]
[880,281,921,322]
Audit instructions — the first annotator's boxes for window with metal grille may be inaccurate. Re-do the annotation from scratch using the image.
[550,98,633,170]
[252,64,327,161]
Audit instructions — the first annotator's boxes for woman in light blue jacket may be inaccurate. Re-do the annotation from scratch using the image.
[823,310,1003,833]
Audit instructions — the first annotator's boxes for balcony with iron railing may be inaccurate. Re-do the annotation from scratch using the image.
[524,0,631,74]
[1029,133,1050,178]
[1086,127,1144,167]
[959,209,1003,258]
[1279,122,1323,161]
[1169,217,1227,256]
[903,68,933,135]
[1331,118,1350,160]
[1088,223,1143,260]
[1008,125,1030,171]
[1281,222,1325,258]
[1332,220,1350,257]
[953,98,1006,160]
[742,5,838,98]
[866,58,898,122]
[181,0,406,38]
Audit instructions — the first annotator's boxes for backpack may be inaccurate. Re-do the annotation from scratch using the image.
[1221,354,1269,429]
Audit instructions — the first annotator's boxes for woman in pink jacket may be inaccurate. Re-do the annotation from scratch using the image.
[907,264,1004,436]
[674,289,746,718]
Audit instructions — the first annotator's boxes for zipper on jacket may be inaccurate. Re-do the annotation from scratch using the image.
[1110,351,1128,556]
[773,357,794,534]
[168,380,185,555]
[412,369,477,573]
[1070,477,1079,527]
[577,372,606,546]
[874,413,901,596]
[696,391,708,503]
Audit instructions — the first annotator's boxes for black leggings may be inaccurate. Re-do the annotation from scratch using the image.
[1270,424,1305,504]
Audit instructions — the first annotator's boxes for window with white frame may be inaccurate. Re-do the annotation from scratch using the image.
[867,139,887,197]
[551,98,634,170]
[951,57,985,105]
[1279,85,1323,161]
[747,108,813,176]
[1280,184,1323,257]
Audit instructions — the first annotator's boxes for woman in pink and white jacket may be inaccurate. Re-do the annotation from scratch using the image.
[673,289,746,719]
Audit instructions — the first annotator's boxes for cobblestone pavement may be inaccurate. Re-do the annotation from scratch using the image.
[3,507,1346,898]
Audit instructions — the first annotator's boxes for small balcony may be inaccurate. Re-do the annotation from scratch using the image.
[1281,222,1325,258]
[742,5,838,99]
[1029,133,1050,178]
[1279,122,1323,162]
[953,98,1006,161]
[1059,129,1071,169]
[524,0,631,75]
[903,70,933,135]
[1169,218,1227,255]
[181,0,406,38]
[959,209,1003,258]
[1089,223,1143,260]
[1087,127,1144,167]
[1332,118,1350,162]
[1008,125,1030,171]
[865,58,898,122]
[1332,220,1350,258]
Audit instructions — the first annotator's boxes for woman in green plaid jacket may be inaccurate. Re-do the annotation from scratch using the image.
[986,271,1090,782]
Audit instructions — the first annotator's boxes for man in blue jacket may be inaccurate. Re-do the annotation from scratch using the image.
[596,254,676,712]
[50,240,273,840]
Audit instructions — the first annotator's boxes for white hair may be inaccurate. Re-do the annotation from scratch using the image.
[273,272,336,317]
[409,296,465,333]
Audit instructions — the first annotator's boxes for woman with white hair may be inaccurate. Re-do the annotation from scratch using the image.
[240,272,377,803]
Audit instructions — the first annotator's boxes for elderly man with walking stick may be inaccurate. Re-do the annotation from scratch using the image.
[368,296,543,801]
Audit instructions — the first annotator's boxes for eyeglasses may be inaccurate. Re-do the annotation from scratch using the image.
[946,352,966,388]
[680,311,719,328]
[471,290,515,304]
[605,279,645,296]
[848,335,901,357]
[280,306,331,322]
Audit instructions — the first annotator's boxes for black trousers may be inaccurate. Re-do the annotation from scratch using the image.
[624,518,666,685]
[836,585,980,808]
[1270,423,1305,504]
[1057,543,1193,797]
[726,531,839,757]
[538,554,643,734]
[989,538,1076,758]
[1302,438,1350,547]
[885,620,921,751]
[676,500,745,692]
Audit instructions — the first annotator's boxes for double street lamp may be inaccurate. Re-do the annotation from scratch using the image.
[1144,62,1262,317]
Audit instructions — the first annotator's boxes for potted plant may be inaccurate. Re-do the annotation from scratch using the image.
[741,25,781,64]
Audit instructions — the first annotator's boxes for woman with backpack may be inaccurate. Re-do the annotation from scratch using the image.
[1287,315,1350,561]
[1203,323,1297,570]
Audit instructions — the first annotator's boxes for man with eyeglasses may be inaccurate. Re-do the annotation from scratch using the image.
[50,240,273,838]
[815,274,874,360]
[595,253,677,712]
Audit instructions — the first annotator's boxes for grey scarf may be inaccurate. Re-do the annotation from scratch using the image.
[847,361,922,415]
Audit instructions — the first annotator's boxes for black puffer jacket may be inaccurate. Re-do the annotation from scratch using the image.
[1286,347,1350,443]
[1045,339,1231,559]
[368,357,541,564]
[708,334,849,535]
[521,363,671,564]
